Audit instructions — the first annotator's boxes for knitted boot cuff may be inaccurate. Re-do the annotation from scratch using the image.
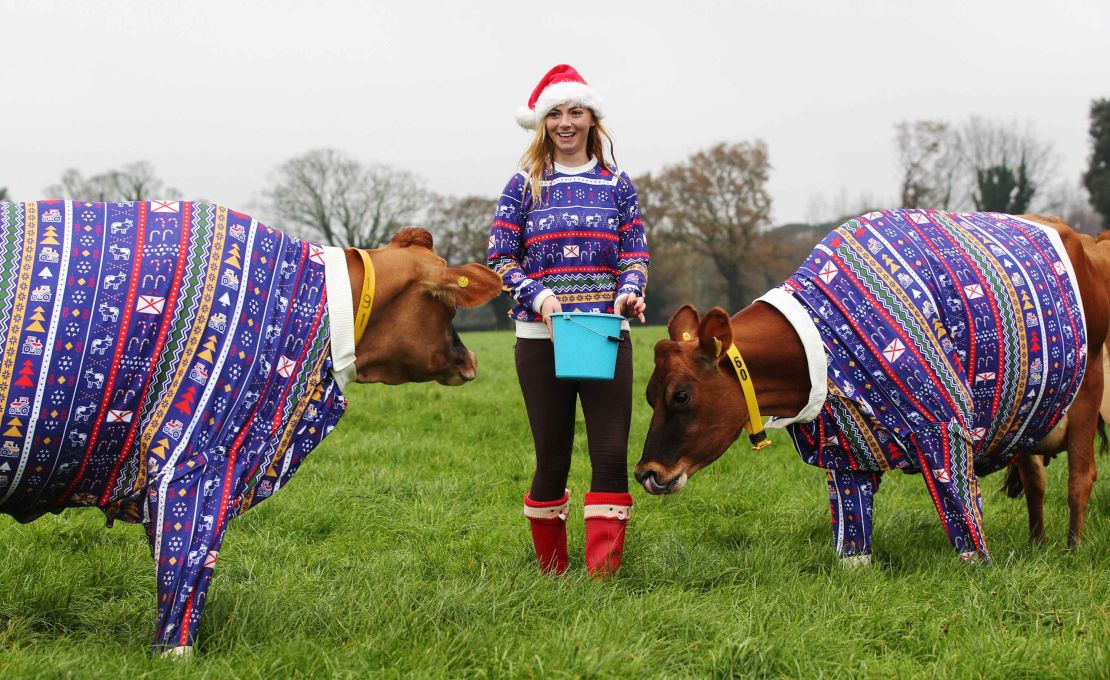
[523,490,570,520]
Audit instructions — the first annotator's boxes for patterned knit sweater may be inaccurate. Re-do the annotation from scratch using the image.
[0,201,352,649]
[487,159,649,326]
[761,210,1085,475]
[758,210,1086,558]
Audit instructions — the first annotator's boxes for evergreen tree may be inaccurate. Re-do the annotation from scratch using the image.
[1083,98,1110,225]
[973,160,1035,213]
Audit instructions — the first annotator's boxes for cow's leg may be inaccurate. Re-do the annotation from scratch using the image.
[146,458,229,653]
[826,469,881,566]
[913,423,990,562]
[1013,454,1048,545]
[1064,359,1102,548]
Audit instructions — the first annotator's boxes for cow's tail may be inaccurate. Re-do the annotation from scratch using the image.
[1099,413,1109,457]
[1001,460,1027,499]
[1001,415,1108,499]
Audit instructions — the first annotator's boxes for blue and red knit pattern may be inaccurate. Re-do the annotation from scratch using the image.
[0,201,346,650]
[487,161,649,321]
[774,210,1086,560]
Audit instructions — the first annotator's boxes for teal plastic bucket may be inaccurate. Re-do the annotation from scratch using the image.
[551,312,624,380]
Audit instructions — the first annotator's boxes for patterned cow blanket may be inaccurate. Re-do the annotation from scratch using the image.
[0,201,350,649]
[758,210,1086,560]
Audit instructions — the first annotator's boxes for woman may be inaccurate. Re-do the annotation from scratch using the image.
[487,64,650,576]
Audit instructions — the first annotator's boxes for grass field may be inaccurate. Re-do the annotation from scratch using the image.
[1,326,1108,679]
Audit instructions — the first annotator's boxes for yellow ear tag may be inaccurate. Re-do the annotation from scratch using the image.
[713,337,723,358]
[457,276,469,288]
[681,331,693,342]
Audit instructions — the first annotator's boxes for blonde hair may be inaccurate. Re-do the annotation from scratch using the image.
[519,110,618,208]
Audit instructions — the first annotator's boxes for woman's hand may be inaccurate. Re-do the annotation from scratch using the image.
[617,294,647,323]
[540,295,562,338]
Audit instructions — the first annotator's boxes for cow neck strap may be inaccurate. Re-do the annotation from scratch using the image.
[353,249,376,343]
[725,343,771,450]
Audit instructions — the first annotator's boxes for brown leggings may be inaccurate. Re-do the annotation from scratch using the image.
[515,333,633,502]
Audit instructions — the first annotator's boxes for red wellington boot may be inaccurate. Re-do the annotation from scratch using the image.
[523,491,569,575]
[584,491,633,577]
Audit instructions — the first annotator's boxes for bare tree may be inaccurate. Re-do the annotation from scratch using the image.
[424,193,514,329]
[44,161,181,201]
[424,194,497,265]
[958,117,1057,213]
[1042,185,1106,235]
[260,148,428,248]
[637,141,773,312]
[805,188,886,226]
[895,120,961,209]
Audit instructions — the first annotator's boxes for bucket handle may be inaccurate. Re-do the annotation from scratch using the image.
[564,315,622,343]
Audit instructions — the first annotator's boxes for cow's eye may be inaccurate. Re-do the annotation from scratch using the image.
[673,390,690,406]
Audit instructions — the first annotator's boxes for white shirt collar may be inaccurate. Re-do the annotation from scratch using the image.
[322,246,357,391]
[754,287,828,427]
[553,157,598,175]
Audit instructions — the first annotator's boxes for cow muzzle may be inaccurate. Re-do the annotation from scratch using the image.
[634,468,688,495]
[438,348,478,386]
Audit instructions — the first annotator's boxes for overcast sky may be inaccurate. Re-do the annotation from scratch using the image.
[2,0,1107,225]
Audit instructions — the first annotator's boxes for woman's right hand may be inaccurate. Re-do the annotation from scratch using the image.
[540,295,562,338]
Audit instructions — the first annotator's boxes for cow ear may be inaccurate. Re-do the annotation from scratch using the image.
[697,307,733,359]
[668,304,701,342]
[439,263,502,308]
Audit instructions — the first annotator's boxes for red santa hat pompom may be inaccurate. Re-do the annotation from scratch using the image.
[515,64,605,130]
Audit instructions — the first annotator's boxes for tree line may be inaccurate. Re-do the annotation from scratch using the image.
[5,99,1109,328]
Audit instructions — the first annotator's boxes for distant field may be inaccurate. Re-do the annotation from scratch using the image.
[1,327,1107,678]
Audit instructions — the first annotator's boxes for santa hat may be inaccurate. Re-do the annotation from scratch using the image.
[515,64,605,130]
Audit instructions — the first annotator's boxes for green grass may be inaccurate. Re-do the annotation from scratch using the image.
[1,327,1108,678]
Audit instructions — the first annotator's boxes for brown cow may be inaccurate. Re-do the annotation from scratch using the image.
[1001,219,1110,546]
[1003,352,1109,545]
[0,201,501,655]
[635,210,1110,564]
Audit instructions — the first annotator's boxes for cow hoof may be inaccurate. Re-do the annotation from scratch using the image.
[163,646,193,659]
[840,553,872,568]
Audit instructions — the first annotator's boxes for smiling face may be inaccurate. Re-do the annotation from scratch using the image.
[545,103,595,165]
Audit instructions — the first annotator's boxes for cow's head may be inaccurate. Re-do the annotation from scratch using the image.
[634,305,749,494]
[353,228,501,386]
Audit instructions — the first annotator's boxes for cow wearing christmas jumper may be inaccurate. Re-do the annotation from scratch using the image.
[0,200,500,654]
[636,210,1110,563]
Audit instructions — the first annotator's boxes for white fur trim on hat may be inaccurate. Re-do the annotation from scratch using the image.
[517,81,605,130]
[516,106,537,129]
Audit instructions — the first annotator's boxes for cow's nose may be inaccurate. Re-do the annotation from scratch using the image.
[456,349,477,381]
[438,349,477,386]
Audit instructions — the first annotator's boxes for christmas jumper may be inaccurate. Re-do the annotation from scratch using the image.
[487,159,649,327]
[0,201,353,651]
[757,210,1086,560]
